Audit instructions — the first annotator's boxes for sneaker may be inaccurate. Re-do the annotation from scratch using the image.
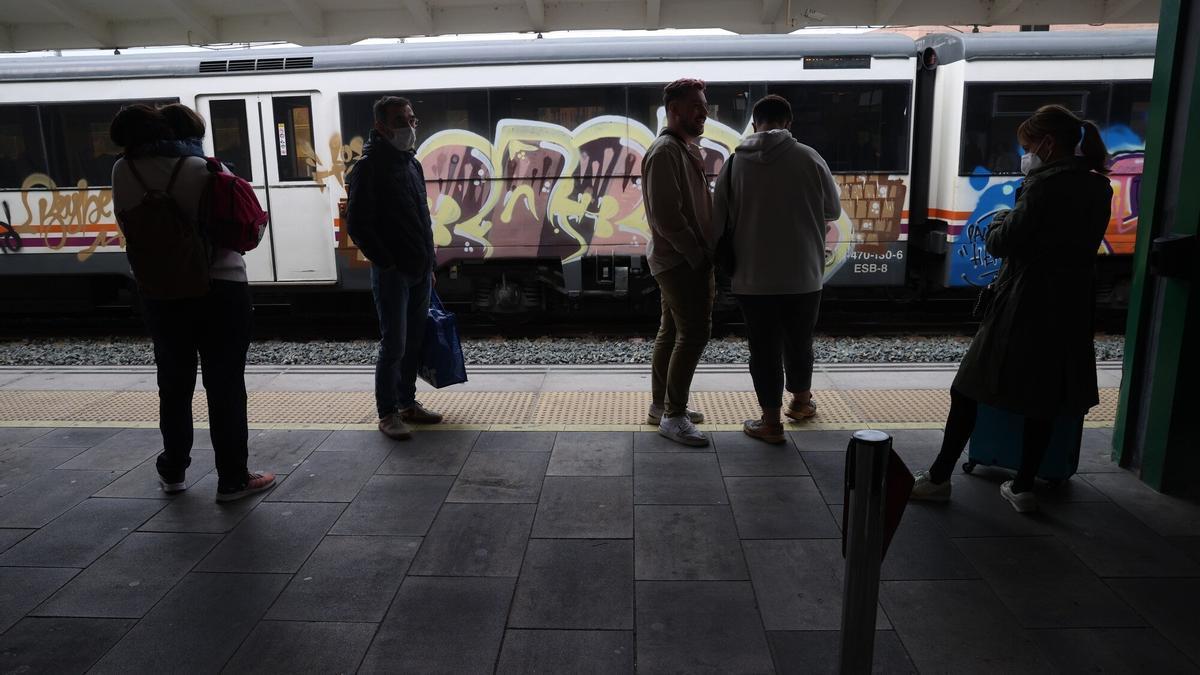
[1000,481,1038,513]
[784,394,817,421]
[400,401,444,425]
[158,470,187,494]
[216,471,276,503]
[743,418,786,444]
[646,403,705,425]
[378,413,412,440]
[658,414,709,447]
[910,470,951,502]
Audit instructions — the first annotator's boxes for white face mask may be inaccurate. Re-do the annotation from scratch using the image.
[1020,139,1047,175]
[388,125,416,152]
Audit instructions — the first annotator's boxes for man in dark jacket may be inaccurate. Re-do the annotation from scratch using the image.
[347,95,443,440]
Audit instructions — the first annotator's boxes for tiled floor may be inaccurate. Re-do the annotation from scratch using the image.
[0,426,1198,674]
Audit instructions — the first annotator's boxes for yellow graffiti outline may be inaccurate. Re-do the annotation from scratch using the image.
[418,129,499,257]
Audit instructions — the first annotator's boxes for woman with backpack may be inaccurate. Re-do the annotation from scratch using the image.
[110,103,275,503]
[909,104,1113,513]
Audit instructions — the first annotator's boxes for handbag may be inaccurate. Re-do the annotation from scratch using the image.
[714,154,737,274]
[418,289,468,388]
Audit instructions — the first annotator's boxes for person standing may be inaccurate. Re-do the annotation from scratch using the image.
[347,95,443,440]
[642,78,716,447]
[712,95,841,443]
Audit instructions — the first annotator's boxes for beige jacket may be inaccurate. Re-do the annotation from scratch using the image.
[641,131,714,276]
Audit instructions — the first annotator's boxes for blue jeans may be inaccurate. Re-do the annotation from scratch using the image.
[371,266,431,418]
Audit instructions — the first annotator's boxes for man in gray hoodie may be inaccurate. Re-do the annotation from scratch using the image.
[712,95,841,443]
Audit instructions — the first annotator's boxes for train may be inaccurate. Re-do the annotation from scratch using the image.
[0,30,1155,317]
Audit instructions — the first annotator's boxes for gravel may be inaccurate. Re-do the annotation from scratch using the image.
[0,335,1125,367]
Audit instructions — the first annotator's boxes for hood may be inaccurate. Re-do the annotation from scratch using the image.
[733,129,796,164]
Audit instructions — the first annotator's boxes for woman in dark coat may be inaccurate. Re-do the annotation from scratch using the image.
[911,104,1113,513]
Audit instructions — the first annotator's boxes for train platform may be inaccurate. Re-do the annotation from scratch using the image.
[1,363,1199,674]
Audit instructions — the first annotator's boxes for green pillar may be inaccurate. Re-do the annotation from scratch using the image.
[1114,0,1200,492]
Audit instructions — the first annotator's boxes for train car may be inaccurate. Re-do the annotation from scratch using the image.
[908,30,1156,305]
[0,34,917,314]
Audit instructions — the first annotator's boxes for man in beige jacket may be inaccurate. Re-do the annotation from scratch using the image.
[642,78,716,447]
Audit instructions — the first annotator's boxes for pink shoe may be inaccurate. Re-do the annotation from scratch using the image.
[216,471,276,503]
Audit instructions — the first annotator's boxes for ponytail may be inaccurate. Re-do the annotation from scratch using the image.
[1079,120,1110,174]
[1018,104,1110,174]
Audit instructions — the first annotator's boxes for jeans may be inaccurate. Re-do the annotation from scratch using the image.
[736,291,823,410]
[371,265,431,419]
[928,387,1053,492]
[651,262,715,416]
[142,280,252,491]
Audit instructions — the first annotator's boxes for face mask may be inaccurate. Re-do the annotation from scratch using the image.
[388,125,416,152]
[1020,139,1047,175]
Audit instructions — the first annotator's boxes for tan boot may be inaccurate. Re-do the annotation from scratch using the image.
[378,413,412,440]
[400,401,444,425]
[785,391,817,421]
[743,409,786,444]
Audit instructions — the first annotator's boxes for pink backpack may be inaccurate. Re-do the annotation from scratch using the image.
[200,158,268,254]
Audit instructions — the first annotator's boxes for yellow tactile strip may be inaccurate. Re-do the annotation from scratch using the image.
[0,388,1120,428]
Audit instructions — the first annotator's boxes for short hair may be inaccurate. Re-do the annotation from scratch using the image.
[662,78,706,108]
[158,103,206,139]
[752,95,792,126]
[373,95,412,123]
[109,103,172,149]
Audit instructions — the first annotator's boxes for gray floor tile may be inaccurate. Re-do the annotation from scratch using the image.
[725,476,841,538]
[532,476,632,538]
[313,428,400,453]
[56,428,163,471]
[25,427,120,448]
[266,446,387,502]
[0,617,134,674]
[247,428,329,473]
[409,503,534,577]
[223,620,376,675]
[447,452,550,503]
[634,453,727,505]
[0,446,87,496]
[960,464,1109,503]
[0,469,123,528]
[1171,536,1200,564]
[137,474,268,534]
[744,539,889,631]
[90,572,288,675]
[880,579,1056,674]
[1107,578,1200,664]
[510,539,633,629]
[360,576,514,674]
[266,535,420,622]
[496,629,634,675]
[547,432,633,476]
[1041,501,1200,577]
[634,505,746,581]
[0,527,33,553]
[767,630,917,674]
[330,474,453,536]
[1030,627,1200,674]
[374,430,479,475]
[93,451,215,499]
[474,430,556,452]
[0,567,78,633]
[1082,471,1200,536]
[197,501,345,573]
[956,537,1142,628]
[789,429,860,452]
[801,451,847,504]
[636,580,774,674]
[714,432,809,477]
[0,427,51,449]
[0,498,163,568]
[634,431,713,453]
[1077,429,1123,473]
[879,505,978,581]
[923,474,1056,538]
[33,532,220,618]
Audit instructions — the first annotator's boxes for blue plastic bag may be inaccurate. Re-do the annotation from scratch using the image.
[418,289,468,388]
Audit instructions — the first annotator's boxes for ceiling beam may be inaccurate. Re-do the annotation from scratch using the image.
[646,0,661,28]
[40,0,114,47]
[403,0,433,34]
[875,0,904,24]
[525,0,545,31]
[1105,0,1144,21]
[0,24,12,51]
[761,0,785,24]
[989,0,1025,22]
[282,0,326,36]
[158,0,218,43]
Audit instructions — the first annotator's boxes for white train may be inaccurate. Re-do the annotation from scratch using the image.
[0,30,1154,314]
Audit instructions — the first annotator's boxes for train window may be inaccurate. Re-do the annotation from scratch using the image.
[39,100,174,188]
[272,96,316,182]
[338,89,490,163]
[209,100,253,182]
[0,105,48,189]
[1109,81,1152,149]
[768,82,912,173]
[628,83,754,139]
[959,82,1110,175]
[490,85,624,129]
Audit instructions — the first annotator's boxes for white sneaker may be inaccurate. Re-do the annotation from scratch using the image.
[910,470,951,502]
[1000,481,1037,513]
[647,403,704,426]
[658,414,709,447]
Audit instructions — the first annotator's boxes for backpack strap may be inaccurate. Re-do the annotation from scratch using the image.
[164,157,187,194]
[125,157,188,196]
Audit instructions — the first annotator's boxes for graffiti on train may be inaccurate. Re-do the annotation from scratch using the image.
[8,175,117,261]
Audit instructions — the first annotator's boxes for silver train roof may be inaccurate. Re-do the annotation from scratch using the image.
[916,30,1157,65]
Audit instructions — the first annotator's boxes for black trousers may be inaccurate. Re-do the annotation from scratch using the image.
[929,387,1053,492]
[736,291,822,410]
[142,280,252,491]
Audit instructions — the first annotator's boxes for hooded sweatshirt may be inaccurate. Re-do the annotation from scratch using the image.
[713,129,840,295]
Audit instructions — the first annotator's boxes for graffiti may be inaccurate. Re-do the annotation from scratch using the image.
[301,133,363,191]
[17,175,117,261]
[1,201,20,253]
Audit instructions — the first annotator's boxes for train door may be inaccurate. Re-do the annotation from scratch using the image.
[197,93,336,284]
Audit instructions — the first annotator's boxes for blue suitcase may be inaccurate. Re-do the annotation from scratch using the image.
[964,404,1083,485]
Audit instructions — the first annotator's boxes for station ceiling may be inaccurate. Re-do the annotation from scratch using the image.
[0,0,1161,52]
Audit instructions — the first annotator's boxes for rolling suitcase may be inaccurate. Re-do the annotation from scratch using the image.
[964,403,1084,485]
